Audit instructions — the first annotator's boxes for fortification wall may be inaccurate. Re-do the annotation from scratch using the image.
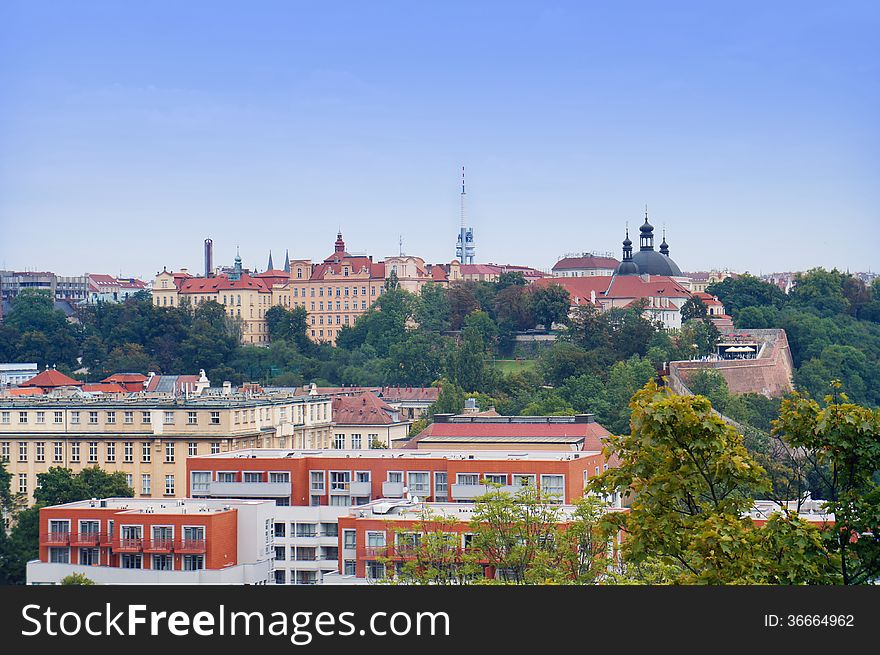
[668,329,794,398]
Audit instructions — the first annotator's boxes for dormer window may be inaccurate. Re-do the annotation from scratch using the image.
[343,267,349,276]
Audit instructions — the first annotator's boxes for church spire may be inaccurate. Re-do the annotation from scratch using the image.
[267,250,274,271]
[660,227,669,256]
[283,248,290,273]
[639,206,655,251]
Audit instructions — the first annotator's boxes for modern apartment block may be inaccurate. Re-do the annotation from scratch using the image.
[27,497,276,584]
[186,448,611,508]
[0,390,333,504]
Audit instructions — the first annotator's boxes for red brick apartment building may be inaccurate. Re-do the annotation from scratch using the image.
[27,497,275,584]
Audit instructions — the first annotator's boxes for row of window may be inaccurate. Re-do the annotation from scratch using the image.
[28,472,174,496]
[3,440,221,464]
[306,471,564,498]
[1,409,221,426]
[273,522,338,538]
[331,433,381,449]
[309,309,361,322]
[48,548,205,571]
[293,285,377,297]
[273,545,338,562]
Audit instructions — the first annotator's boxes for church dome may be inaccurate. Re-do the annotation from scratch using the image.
[631,249,682,276]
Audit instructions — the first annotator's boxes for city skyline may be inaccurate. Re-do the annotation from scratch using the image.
[1,1,878,278]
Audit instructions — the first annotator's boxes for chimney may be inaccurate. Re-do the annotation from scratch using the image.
[222,381,232,396]
[205,238,214,277]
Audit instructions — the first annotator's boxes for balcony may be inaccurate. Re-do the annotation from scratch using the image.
[174,538,207,554]
[69,532,101,547]
[111,538,144,552]
[197,481,292,498]
[142,538,174,553]
[42,531,70,546]
[364,546,388,558]
[450,483,517,500]
[99,531,113,546]
[381,481,405,497]
[348,481,372,496]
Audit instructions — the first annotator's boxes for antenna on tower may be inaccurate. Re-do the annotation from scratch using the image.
[460,166,466,228]
[399,235,404,257]
[455,166,476,264]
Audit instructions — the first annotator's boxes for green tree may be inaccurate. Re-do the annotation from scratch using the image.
[680,296,708,322]
[529,284,570,329]
[706,274,787,318]
[789,268,850,317]
[592,382,835,584]
[687,369,731,414]
[774,387,880,584]
[105,343,155,373]
[414,283,451,333]
[34,467,133,506]
[61,572,96,585]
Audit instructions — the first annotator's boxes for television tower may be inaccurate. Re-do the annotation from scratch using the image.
[455,166,476,264]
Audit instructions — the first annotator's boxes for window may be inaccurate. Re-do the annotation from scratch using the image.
[152,554,173,571]
[355,471,370,483]
[80,548,99,566]
[344,560,356,576]
[49,547,70,564]
[54,411,63,424]
[310,471,325,492]
[269,472,289,483]
[321,522,338,537]
[88,442,98,463]
[89,411,98,425]
[121,554,143,569]
[165,442,175,463]
[122,441,132,462]
[18,442,27,462]
[434,472,448,501]
[70,442,80,462]
[71,411,80,425]
[366,561,385,580]
[163,411,174,425]
[188,442,198,456]
[142,474,151,495]
[387,471,403,483]
[343,530,357,549]
[366,531,386,548]
[106,442,116,463]
[106,411,116,424]
[0,411,8,424]
[244,472,262,483]
[296,546,317,561]
[330,471,350,491]
[35,442,45,462]
[210,411,220,425]
[484,473,506,485]
[407,472,430,496]
[512,474,535,488]
[191,472,210,493]
[541,474,565,501]
[456,473,479,486]
[0,442,8,462]
[351,433,362,450]
[18,473,27,495]
[218,472,235,483]
[142,411,151,424]
[36,411,45,424]
[275,546,286,561]
[274,522,286,538]
[310,495,322,506]
[333,434,345,449]
[53,442,63,462]
[187,411,197,425]
[165,475,175,495]
[211,442,220,454]
[19,411,28,424]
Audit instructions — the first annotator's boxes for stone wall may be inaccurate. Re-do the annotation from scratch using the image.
[668,329,794,398]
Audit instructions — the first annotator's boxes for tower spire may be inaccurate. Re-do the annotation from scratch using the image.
[267,250,274,271]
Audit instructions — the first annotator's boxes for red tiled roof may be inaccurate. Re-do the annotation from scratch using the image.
[379,386,441,402]
[178,274,271,294]
[693,291,724,306]
[408,419,611,451]
[6,387,44,396]
[460,264,502,276]
[102,373,148,383]
[605,275,691,299]
[20,369,82,388]
[145,374,199,392]
[370,262,385,278]
[430,266,448,282]
[552,256,620,271]
[82,383,128,393]
[332,392,402,425]
[534,277,609,305]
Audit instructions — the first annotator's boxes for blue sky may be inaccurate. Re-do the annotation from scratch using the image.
[1,1,877,279]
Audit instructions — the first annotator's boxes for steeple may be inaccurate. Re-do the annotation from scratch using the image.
[639,205,655,251]
[283,249,290,273]
[334,231,346,254]
[231,247,243,280]
[659,227,669,256]
[267,250,274,271]
[617,224,640,275]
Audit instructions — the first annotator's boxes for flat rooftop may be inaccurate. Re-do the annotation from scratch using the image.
[347,499,624,521]
[192,448,601,462]
[0,391,330,408]
[45,497,272,514]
